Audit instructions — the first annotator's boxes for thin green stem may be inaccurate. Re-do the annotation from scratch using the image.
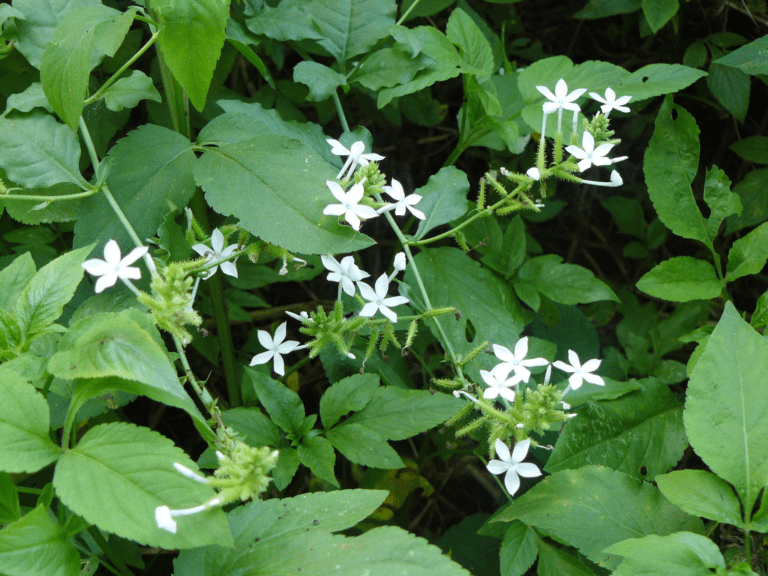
[101,184,144,249]
[15,487,43,495]
[85,31,160,106]
[397,0,424,24]
[173,334,219,420]
[332,92,351,133]
[0,188,99,202]
[744,528,752,567]
[475,452,514,502]
[79,116,101,168]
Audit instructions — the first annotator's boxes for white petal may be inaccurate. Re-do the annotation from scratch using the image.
[511,438,531,463]
[94,273,117,294]
[593,143,615,158]
[210,229,225,253]
[82,258,109,275]
[358,282,377,302]
[553,360,575,373]
[589,91,606,104]
[567,349,581,369]
[277,339,300,354]
[581,132,595,152]
[483,387,500,399]
[341,277,356,296]
[272,353,285,376]
[379,305,398,322]
[565,88,586,102]
[155,506,177,533]
[536,85,557,101]
[382,295,409,308]
[492,344,515,363]
[363,152,385,162]
[321,255,342,273]
[581,358,602,372]
[103,240,122,265]
[504,470,521,496]
[605,87,616,101]
[514,462,542,478]
[250,350,274,366]
[121,245,149,267]
[407,206,426,220]
[577,159,592,172]
[273,322,287,345]
[346,182,365,204]
[554,79,568,99]
[582,372,605,386]
[384,180,404,201]
[521,357,549,368]
[353,205,379,220]
[499,388,516,402]
[345,210,361,231]
[561,102,581,113]
[487,459,510,475]
[326,138,349,155]
[568,373,585,390]
[490,363,514,381]
[374,273,390,299]
[542,102,559,114]
[326,181,347,203]
[192,244,211,258]
[257,329,274,349]
[526,167,540,180]
[117,266,141,281]
[220,261,238,277]
[323,203,346,216]
[359,302,379,317]
[286,311,307,322]
[565,145,587,160]
[220,243,238,258]
[494,439,511,462]
[513,337,529,361]
[513,365,532,383]
[480,370,496,386]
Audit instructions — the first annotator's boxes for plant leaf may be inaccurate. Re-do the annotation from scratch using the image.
[726,221,768,282]
[0,252,36,313]
[637,257,723,302]
[606,532,725,576]
[656,470,743,525]
[320,373,379,429]
[297,436,338,486]
[414,166,470,240]
[518,254,619,305]
[641,0,679,33]
[714,34,768,76]
[101,70,162,112]
[247,368,305,437]
[327,424,404,469]
[293,62,348,102]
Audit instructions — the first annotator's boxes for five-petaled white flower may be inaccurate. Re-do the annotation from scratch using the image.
[358,273,409,322]
[323,180,378,231]
[82,240,148,294]
[487,439,542,496]
[565,131,615,172]
[327,139,385,180]
[379,179,426,220]
[192,229,238,279]
[321,254,370,296]
[553,349,604,391]
[479,364,520,402]
[589,88,631,117]
[493,337,549,383]
[249,322,301,376]
[536,79,586,114]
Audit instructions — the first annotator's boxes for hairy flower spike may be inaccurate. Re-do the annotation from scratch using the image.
[208,442,279,503]
[137,263,202,345]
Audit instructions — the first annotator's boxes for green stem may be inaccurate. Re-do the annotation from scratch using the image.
[332,91,351,133]
[88,526,135,576]
[173,334,219,419]
[15,487,43,495]
[100,184,145,249]
[397,0,425,24]
[84,30,160,106]
[79,116,101,168]
[0,188,99,202]
[744,528,751,567]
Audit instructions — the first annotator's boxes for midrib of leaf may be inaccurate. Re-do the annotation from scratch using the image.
[736,347,751,512]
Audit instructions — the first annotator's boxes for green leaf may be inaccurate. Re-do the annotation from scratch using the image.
[101,70,162,112]
[74,124,196,253]
[40,5,132,129]
[546,378,686,479]
[326,424,404,469]
[273,448,300,491]
[752,290,768,329]
[297,436,338,486]
[53,422,232,549]
[606,532,725,576]
[616,64,706,102]
[340,386,460,440]
[153,0,229,110]
[47,311,207,433]
[5,83,53,114]
[446,8,494,75]
[713,34,768,76]
[0,505,79,576]
[1,182,82,226]
[637,257,723,302]
[195,134,374,254]
[11,0,101,69]
[352,46,431,91]
[320,373,379,429]
[685,301,768,512]
[656,470,743,525]
[221,407,281,448]
[247,368,305,436]
[518,255,619,305]
[535,536,595,576]
[0,369,60,473]
[500,522,538,576]
[0,112,84,189]
[495,466,702,569]
[307,0,396,64]
[730,135,768,164]
[0,252,36,312]
[707,63,750,122]
[575,0,642,19]
[641,0,678,33]
[726,169,768,234]
[703,166,741,238]
[726,221,768,282]
[293,61,348,102]
[414,167,470,240]
[15,245,91,339]
[0,473,20,524]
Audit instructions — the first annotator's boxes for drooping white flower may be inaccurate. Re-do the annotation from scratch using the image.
[192,229,238,279]
[379,179,426,220]
[82,240,148,294]
[249,322,302,376]
[565,131,615,172]
[486,439,542,496]
[479,364,520,402]
[155,498,221,534]
[286,310,313,323]
[358,273,409,323]
[536,78,586,134]
[323,180,378,231]
[580,170,623,188]
[526,167,541,181]
[321,254,369,296]
[589,88,631,117]
[173,462,209,484]
[553,349,604,392]
[326,139,385,180]
[492,337,549,383]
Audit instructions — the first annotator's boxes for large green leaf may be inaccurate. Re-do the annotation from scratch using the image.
[726,169,768,234]
[247,368,305,437]
[726,221,768,282]
[221,407,281,448]
[101,70,162,112]
[413,167,470,240]
[326,423,404,469]
[174,491,469,576]
[616,64,706,101]
[0,473,20,524]
[714,34,768,76]
[606,532,725,576]
[495,466,702,569]
[637,257,723,302]
[641,0,679,33]
[54,422,232,548]
[307,0,396,64]
[1,182,82,226]
[0,368,60,473]
[0,253,36,313]
[195,134,374,254]
[406,247,526,371]
[445,8,494,75]
[500,522,538,576]
[297,435,338,486]
[15,245,92,339]
[546,378,686,479]
[685,301,768,513]
[152,0,230,110]
[0,505,79,576]
[656,470,743,526]
[535,536,595,576]
[47,311,208,434]
[517,254,619,306]
[0,112,85,189]
[319,373,379,429]
[707,63,750,123]
[40,5,133,129]
[74,124,196,253]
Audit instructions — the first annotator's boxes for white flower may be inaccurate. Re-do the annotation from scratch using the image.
[155,498,221,534]
[492,337,549,383]
[172,462,209,484]
[479,364,520,402]
[192,229,238,279]
[526,167,540,181]
[321,254,370,296]
[327,139,385,180]
[553,349,604,391]
[379,179,426,220]
[536,79,586,115]
[580,170,623,188]
[393,252,406,273]
[323,180,378,231]
[589,88,631,117]
[487,439,542,496]
[286,310,313,323]
[249,322,301,376]
[358,273,409,323]
[565,131,615,172]
[82,240,148,294]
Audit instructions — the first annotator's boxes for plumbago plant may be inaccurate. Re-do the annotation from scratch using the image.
[0,0,767,574]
